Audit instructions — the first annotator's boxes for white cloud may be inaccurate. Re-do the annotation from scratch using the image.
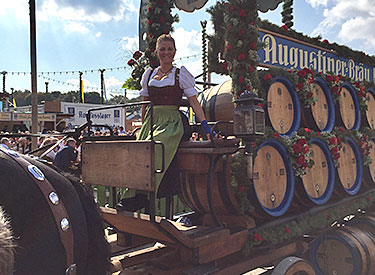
[0,0,29,22]
[95,32,102,38]
[311,0,375,53]
[105,76,123,88]
[64,22,90,34]
[173,27,201,60]
[306,0,329,8]
[121,36,139,53]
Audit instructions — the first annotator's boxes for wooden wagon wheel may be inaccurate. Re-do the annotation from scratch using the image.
[271,256,316,275]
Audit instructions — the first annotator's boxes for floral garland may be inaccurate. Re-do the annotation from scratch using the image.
[336,127,373,166]
[318,72,343,104]
[297,128,343,167]
[243,191,375,252]
[123,51,148,90]
[351,80,369,112]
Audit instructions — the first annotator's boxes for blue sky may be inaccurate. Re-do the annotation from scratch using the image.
[0,0,374,98]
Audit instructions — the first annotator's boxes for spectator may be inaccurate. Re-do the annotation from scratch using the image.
[41,138,59,161]
[119,126,126,135]
[0,138,11,150]
[53,138,78,172]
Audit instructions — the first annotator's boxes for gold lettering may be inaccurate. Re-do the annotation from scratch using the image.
[262,34,277,64]
[278,44,289,66]
[309,52,317,71]
[327,57,335,73]
[341,61,347,78]
[364,68,370,82]
[358,65,364,81]
[317,50,322,72]
[299,49,309,68]
[289,47,298,69]
[348,59,355,79]
[336,59,342,75]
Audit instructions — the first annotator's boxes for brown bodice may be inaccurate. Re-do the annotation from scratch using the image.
[147,68,184,106]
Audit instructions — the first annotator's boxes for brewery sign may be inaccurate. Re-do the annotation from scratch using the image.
[258,29,375,83]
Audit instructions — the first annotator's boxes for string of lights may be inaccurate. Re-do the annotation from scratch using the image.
[175,53,201,61]
[4,65,130,76]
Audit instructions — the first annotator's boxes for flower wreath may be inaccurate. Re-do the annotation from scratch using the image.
[123,51,148,90]
[319,72,343,104]
[335,127,373,166]
[351,80,369,112]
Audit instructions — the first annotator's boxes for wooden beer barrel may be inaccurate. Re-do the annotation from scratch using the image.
[296,138,335,205]
[177,145,240,216]
[302,77,335,132]
[336,136,363,196]
[267,76,301,135]
[253,139,295,216]
[310,226,375,275]
[199,80,234,122]
[348,215,375,239]
[336,82,361,130]
[363,140,375,185]
[272,256,316,275]
[363,87,375,129]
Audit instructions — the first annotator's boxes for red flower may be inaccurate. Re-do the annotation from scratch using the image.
[249,66,254,73]
[296,82,304,91]
[237,185,245,192]
[257,103,263,108]
[338,127,345,133]
[297,155,306,165]
[238,30,245,38]
[160,16,165,24]
[282,24,288,32]
[253,233,262,242]
[326,75,334,82]
[221,62,228,70]
[237,53,246,61]
[297,70,307,78]
[251,142,257,149]
[307,92,313,98]
[250,21,257,26]
[333,153,340,160]
[148,6,151,12]
[239,76,244,84]
[332,86,340,95]
[148,19,152,26]
[331,147,338,155]
[303,145,310,154]
[317,132,321,136]
[303,68,314,75]
[303,161,309,168]
[229,5,235,12]
[250,42,257,49]
[337,137,342,144]
[284,227,290,234]
[323,39,329,43]
[366,196,371,201]
[274,132,280,139]
[297,138,307,145]
[133,51,142,60]
[127,59,136,66]
[308,77,315,84]
[238,9,246,17]
[292,143,303,154]
[264,73,272,81]
[328,137,337,145]
[245,85,251,90]
[226,43,233,51]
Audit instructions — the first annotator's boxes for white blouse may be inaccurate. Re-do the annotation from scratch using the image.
[140,66,198,98]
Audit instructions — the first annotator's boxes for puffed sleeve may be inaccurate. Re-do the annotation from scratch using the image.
[140,67,152,97]
[179,66,198,97]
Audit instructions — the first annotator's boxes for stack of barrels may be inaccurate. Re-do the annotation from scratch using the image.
[195,76,375,218]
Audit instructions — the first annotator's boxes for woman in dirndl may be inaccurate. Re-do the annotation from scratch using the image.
[117,34,214,214]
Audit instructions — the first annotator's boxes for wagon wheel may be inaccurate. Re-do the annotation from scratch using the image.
[271,256,316,275]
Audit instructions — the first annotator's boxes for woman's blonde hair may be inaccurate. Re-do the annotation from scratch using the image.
[156,34,176,52]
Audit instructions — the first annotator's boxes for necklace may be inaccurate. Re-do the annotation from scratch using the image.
[159,66,173,75]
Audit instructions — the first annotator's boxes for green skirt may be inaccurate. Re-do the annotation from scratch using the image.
[137,105,184,195]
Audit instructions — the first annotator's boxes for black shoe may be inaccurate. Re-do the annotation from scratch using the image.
[115,194,149,212]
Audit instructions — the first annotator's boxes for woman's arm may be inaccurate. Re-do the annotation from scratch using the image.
[188,95,214,139]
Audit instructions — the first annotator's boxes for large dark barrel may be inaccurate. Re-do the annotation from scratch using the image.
[253,139,295,216]
[348,215,375,239]
[272,256,316,275]
[199,80,234,122]
[363,140,375,185]
[336,136,363,196]
[310,226,375,275]
[177,144,240,217]
[296,138,335,205]
[363,87,375,129]
[302,77,335,132]
[336,82,361,130]
[266,76,301,135]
